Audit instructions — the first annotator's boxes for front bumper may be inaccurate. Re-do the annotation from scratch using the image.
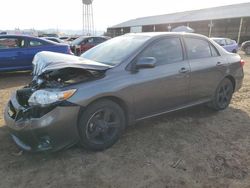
[4,93,81,152]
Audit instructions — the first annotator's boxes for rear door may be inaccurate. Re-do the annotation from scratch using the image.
[184,36,227,102]
[0,36,27,71]
[132,37,191,118]
[24,38,52,68]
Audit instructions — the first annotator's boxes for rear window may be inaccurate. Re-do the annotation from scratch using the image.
[93,37,106,44]
[226,39,235,45]
[71,36,88,45]
[213,39,226,46]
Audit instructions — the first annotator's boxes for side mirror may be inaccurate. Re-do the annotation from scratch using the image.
[136,57,156,69]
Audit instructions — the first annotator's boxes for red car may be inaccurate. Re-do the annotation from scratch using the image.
[70,36,110,56]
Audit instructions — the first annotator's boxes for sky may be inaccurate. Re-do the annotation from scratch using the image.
[0,0,250,32]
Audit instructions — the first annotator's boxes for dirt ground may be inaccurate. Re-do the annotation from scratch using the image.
[0,53,250,188]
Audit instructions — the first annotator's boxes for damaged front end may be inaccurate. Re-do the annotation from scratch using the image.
[4,51,111,152]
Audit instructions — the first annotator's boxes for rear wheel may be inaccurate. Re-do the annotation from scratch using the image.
[78,99,126,151]
[209,78,234,111]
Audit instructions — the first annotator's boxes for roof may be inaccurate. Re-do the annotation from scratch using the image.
[110,3,250,28]
[124,32,210,40]
[0,34,38,39]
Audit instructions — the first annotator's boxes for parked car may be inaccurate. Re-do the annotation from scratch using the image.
[0,35,73,72]
[40,33,59,38]
[241,40,250,55]
[211,37,238,53]
[60,36,79,42]
[5,32,244,152]
[42,37,65,43]
[70,36,110,56]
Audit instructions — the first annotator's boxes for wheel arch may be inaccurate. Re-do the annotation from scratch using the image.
[78,96,131,126]
[225,75,236,92]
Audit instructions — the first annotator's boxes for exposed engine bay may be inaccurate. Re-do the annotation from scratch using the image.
[32,67,104,89]
[15,51,111,107]
[16,68,104,107]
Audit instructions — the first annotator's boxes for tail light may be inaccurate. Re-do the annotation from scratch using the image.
[240,59,245,67]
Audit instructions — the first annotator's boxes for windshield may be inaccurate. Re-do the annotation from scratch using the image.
[81,35,150,66]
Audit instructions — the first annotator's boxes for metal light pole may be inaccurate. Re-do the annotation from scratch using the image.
[237,18,243,44]
[208,20,213,37]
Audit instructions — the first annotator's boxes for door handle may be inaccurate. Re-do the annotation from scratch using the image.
[179,67,189,73]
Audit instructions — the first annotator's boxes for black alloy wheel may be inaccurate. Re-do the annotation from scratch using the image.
[78,99,126,151]
[210,78,234,111]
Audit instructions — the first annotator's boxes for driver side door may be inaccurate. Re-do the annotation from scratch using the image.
[131,37,191,119]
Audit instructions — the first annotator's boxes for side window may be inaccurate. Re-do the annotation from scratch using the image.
[185,37,212,59]
[139,37,183,65]
[29,40,43,47]
[210,44,220,57]
[0,38,20,49]
[87,38,94,44]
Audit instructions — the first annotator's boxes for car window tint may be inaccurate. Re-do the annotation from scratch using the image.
[185,37,212,59]
[93,37,106,44]
[87,38,94,44]
[29,40,43,47]
[0,38,19,49]
[139,37,183,65]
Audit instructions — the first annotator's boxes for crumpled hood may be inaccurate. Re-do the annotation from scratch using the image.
[32,51,112,78]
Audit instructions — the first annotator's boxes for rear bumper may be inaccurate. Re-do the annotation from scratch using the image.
[4,93,81,152]
[235,77,243,92]
[234,68,244,92]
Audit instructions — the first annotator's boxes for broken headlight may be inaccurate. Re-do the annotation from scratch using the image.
[28,89,76,106]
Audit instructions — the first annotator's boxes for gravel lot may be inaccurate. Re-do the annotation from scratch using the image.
[0,53,250,188]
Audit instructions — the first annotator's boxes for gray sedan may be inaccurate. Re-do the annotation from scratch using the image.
[4,32,244,152]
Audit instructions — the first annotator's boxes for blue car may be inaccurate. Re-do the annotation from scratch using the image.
[0,35,73,72]
[211,37,239,53]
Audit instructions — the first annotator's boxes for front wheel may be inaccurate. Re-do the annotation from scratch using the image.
[78,99,126,151]
[209,78,234,111]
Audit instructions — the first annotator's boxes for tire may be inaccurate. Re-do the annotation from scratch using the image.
[209,78,234,111]
[78,99,126,151]
[245,46,250,55]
